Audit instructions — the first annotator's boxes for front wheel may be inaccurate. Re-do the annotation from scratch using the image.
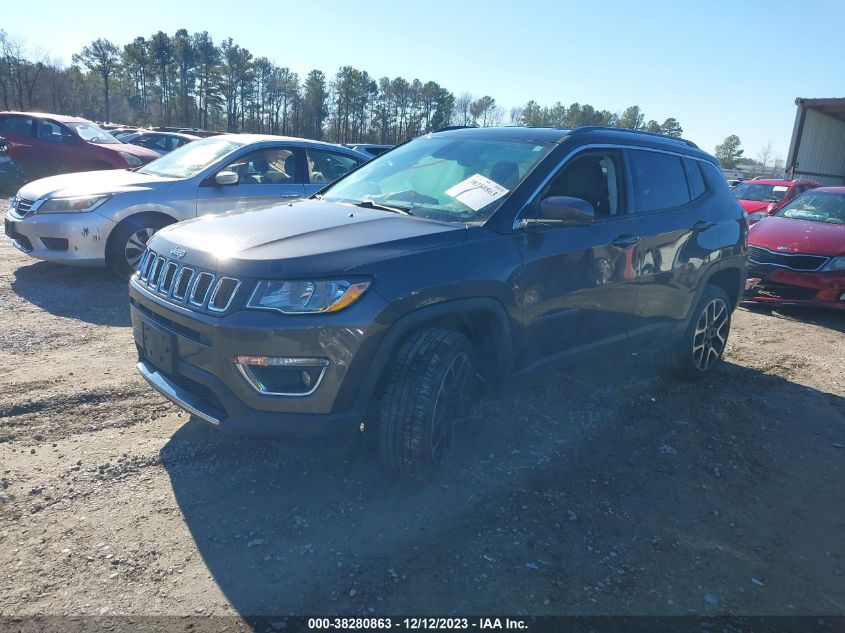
[378,328,474,480]
[667,285,732,379]
[106,216,171,279]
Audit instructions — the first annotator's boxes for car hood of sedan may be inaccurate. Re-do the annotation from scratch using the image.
[17,169,177,200]
[737,198,771,213]
[748,215,845,257]
[149,199,468,278]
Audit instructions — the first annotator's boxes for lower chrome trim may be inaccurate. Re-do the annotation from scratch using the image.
[136,361,221,425]
[235,358,329,397]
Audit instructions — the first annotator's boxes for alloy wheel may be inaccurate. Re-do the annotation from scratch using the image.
[124,227,155,269]
[692,298,729,371]
[429,352,471,465]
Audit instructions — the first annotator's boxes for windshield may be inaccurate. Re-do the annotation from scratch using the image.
[66,122,121,145]
[320,136,554,223]
[137,137,242,179]
[776,191,845,224]
[732,182,789,202]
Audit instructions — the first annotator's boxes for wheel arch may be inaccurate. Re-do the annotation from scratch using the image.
[350,297,515,413]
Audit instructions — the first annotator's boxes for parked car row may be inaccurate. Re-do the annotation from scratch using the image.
[3,120,841,477]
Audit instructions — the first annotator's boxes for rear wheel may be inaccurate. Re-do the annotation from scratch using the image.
[106,216,171,279]
[667,285,732,379]
[378,328,474,480]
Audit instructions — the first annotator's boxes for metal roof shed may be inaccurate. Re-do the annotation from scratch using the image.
[785,98,845,185]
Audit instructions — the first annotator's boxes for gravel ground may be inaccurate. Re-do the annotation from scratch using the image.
[1,199,843,621]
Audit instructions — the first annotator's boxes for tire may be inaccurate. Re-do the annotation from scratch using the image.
[667,284,732,379]
[106,216,171,279]
[378,328,474,480]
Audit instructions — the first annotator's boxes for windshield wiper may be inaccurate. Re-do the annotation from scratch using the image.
[351,199,413,216]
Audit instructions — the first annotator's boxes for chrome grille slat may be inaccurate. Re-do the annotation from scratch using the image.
[148,256,166,287]
[135,250,241,314]
[172,267,195,300]
[158,262,178,295]
[189,272,215,307]
[208,277,241,312]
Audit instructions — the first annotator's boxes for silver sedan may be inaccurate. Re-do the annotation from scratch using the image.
[4,135,367,276]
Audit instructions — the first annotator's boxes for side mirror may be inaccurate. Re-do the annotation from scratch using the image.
[215,170,239,186]
[539,196,594,226]
[766,202,779,214]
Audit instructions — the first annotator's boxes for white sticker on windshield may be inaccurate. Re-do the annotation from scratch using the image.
[773,186,789,192]
[445,174,509,211]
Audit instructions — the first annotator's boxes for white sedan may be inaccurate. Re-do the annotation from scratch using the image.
[4,135,367,276]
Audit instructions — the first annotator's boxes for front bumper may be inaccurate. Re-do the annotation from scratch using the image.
[743,264,845,310]
[129,276,393,439]
[4,208,115,266]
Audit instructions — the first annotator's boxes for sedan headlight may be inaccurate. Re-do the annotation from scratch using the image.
[247,279,371,314]
[37,195,111,214]
[118,151,143,167]
[821,256,845,272]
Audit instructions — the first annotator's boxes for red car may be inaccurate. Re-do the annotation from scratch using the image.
[0,111,159,181]
[733,179,819,223]
[745,187,845,310]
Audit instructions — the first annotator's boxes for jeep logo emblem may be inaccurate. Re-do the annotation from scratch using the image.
[171,246,187,258]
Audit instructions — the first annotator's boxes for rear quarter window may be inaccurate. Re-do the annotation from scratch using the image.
[629,149,691,213]
[684,158,707,199]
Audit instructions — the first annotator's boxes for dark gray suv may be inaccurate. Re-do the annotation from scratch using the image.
[129,126,747,478]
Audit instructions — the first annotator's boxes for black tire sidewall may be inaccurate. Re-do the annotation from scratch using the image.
[378,328,473,479]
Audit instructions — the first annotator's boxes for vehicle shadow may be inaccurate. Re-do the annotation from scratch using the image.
[740,303,844,333]
[10,260,131,327]
[160,355,845,616]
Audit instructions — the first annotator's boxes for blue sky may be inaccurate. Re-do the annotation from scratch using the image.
[4,0,844,159]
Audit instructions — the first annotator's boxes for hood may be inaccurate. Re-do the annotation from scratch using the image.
[97,141,160,161]
[748,215,845,257]
[737,198,771,213]
[18,169,177,201]
[148,199,467,278]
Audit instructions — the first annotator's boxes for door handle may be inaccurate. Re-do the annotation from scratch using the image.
[612,234,641,248]
[691,220,716,232]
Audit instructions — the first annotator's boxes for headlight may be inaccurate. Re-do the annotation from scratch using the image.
[37,195,111,214]
[247,279,371,314]
[118,151,142,167]
[821,256,845,272]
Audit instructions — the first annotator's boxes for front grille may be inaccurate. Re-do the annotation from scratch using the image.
[10,197,35,218]
[136,249,243,315]
[748,246,829,272]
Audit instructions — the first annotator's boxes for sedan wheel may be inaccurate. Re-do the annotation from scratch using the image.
[124,227,155,269]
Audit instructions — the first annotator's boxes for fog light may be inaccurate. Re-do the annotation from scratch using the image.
[234,356,329,396]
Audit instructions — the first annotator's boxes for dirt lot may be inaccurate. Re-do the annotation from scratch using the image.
[1,198,843,621]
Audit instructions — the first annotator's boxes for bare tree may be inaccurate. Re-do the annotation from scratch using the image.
[757,141,774,176]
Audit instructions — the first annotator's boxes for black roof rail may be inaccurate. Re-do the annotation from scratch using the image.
[433,125,479,133]
[570,126,698,148]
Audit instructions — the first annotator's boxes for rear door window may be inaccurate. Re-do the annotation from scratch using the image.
[306,148,363,185]
[0,114,35,136]
[629,149,691,213]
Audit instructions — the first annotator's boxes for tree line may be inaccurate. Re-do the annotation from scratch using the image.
[1,29,685,145]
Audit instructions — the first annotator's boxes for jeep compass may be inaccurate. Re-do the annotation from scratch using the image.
[129,126,747,478]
